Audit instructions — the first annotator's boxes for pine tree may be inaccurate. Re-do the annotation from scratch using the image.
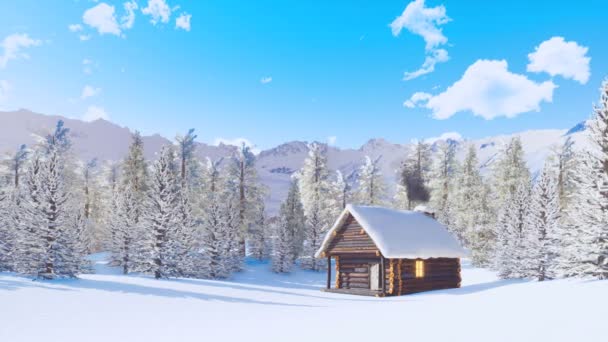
[80,158,100,253]
[137,146,180,279]
[563,80,608,279]
[552,137,577,212]
[219,176,243,273]
[429,141,458,224]
[110,132,148,273]
[298,143,334,271]
[492,136,530,209]
[226,143,265,258]
[451,145,495,266]
[122,132,148,194]
[523,165,560,281]
[18,121,87,279]
[248,203,269,261]
[331,170,352,211]
[13,153,45,275]
[355,156,387,206]
[272,215,294,273]
[200,158,230,279]
[3,144,29,188]
[0,145,30,271]
[169,183,206,278]
[110,182,140,274]
[175,128,200,188]
[494,181,531,279]
[272,179,306,273]
[0,186,11,270]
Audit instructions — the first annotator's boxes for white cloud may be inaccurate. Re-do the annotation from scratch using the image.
[409,59,556,120]
[327,136,337,146]
[142,0,172,25]
[82,58,96,74]
[175,12,191,31]
[0,33,42,69]
[83,3,121,36]
[390,0,449,50]
[82,105,109,122]
[260,76,272,84]
[404,48,448,80]
[527,36,590,84]
[214,137,260,154]
[79,35,91,41]
[390,0,451,80]
[121,1,139,29]
[0,80,11,103]
[403,91,432,108]
[425,131,462,144]
[81,85,101,99]
[68,24,83,32]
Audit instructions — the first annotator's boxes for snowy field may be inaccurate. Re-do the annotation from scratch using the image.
[1,254,606,342]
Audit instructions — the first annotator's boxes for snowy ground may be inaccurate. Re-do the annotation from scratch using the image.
[1,254,606,342]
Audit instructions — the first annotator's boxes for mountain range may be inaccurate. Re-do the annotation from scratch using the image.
[0,109,589,213]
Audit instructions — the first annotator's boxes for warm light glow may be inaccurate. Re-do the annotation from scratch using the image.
[415,260,425,278]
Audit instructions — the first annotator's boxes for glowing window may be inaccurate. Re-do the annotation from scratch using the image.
[415,260,425,278]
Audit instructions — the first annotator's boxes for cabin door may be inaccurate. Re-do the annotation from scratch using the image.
[369,263,380,291]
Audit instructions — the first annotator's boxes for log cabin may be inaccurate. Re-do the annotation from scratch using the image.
[315,205,467,297]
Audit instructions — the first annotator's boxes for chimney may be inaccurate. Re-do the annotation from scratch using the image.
[414,205,436,219]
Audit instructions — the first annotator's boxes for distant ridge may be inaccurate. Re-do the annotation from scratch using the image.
[0,110,589,213]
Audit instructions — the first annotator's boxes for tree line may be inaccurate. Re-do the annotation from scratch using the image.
[1,80,607,281]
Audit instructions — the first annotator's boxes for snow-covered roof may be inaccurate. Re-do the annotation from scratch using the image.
[315,205,468,259]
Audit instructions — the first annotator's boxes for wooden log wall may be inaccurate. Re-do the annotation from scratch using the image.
[399,258,461,294]
[337,257,375,290]
[326,215,379,255]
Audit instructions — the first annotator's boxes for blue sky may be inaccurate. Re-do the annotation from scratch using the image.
[0,0,606,150]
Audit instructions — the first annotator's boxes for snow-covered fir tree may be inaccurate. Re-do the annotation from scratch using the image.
[523,165,560,281]
[248,203,269,261]
[122,131,148,194]
[494,181,531,279]
[226,143,265,258]
[331,170,352,210]
[551,137,577,212]
[167,177,204,278]
[562,80,608,279]
[450,145,495,266]
[175,129,200,188]
[18,121,87,279]
[79,158,101,253]
[492,136,530,209]
[298,142,335,271]
[0,185,10,270]
[136,146,180,279]
[0,145,29,271]
[199,158,230,279]
[3,144,29,188]
[109,183,139,274]
[429,141,459,225]
[272,215,293,273]
[110,132,148,272]
[355,156,387,206]
[218,176,244,273]
[272,180,305,273]
[12,152,44,274]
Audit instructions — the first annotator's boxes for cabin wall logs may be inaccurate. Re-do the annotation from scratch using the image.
[326,215,379,255]
[335,257,461,295]
[399,258,461,295]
